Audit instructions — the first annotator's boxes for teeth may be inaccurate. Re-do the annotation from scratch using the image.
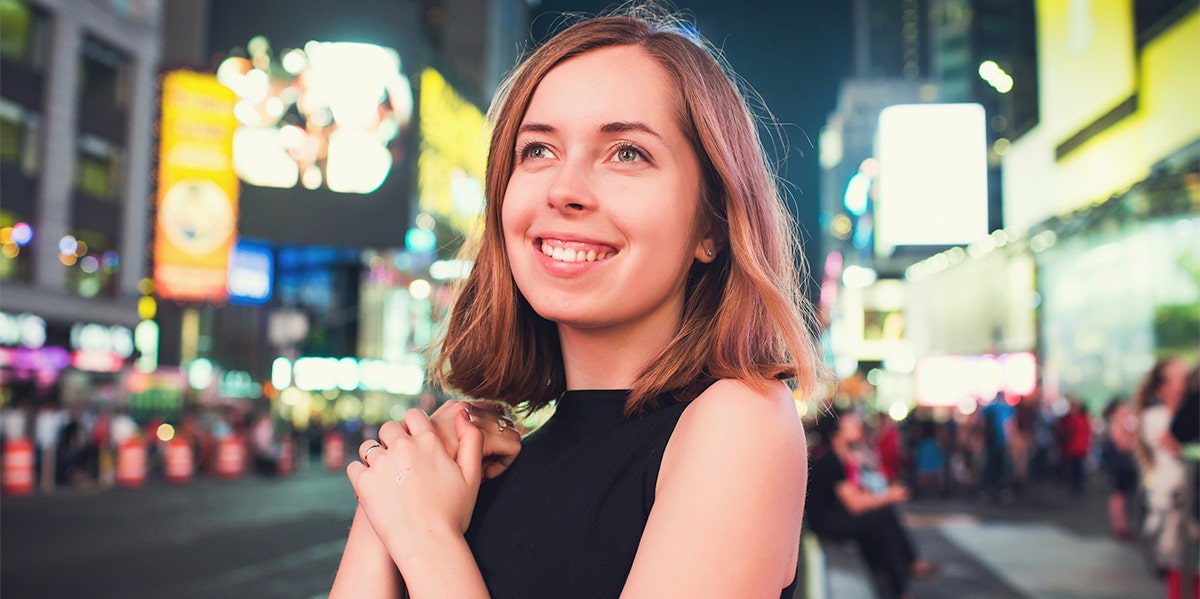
[540,241,612,263]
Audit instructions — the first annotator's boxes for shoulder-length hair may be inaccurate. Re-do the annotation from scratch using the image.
[431,7,823,414]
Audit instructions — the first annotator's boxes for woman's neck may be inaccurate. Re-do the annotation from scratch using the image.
[557,317,679,391]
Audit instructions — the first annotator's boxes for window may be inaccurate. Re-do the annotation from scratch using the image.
[0,98,42,176]
[79,36,129,110]
[0,0,48,70]
[74,134,125,201]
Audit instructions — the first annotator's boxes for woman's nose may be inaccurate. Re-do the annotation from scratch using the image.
[546,158,597,213]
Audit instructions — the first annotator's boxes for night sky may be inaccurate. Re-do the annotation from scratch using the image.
[531,0,855,289]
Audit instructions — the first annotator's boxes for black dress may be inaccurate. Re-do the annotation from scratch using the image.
[464,389,799,598]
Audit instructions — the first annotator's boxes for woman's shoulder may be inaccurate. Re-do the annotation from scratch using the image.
[669,378,806,463]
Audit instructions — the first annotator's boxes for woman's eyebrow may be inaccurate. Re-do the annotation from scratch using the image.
[600,121,665,143]
[517,122,556,134]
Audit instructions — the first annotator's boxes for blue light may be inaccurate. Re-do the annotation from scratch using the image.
[843,173,871,216]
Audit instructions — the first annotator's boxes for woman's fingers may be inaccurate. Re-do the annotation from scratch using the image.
[453,408,484,486]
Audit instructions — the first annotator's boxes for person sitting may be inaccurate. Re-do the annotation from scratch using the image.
[806,407,939,599]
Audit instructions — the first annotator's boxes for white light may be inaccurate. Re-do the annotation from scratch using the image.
[842,265,877,289]
[325,130,392,193]
[337,357,360,391]
[58,235,78,255]
[429,259,473,281]
[281,49,307,75]
[188,358,214,390]
[271,356,292,390]
[408,279,432,300]
[888,402,910,421]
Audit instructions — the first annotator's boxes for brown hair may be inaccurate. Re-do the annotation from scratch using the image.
[431,6,823,414]
[1131,357,1184,470]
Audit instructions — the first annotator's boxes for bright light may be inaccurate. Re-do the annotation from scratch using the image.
[429,259,473,281]
[271,357,292,390]
[157,423,176,442]
[408,279,432,300]
[842,265,877,289]
[325,130,392,193]
[188,358,214,390]
[11,222,32,246]
[875,104,988,256]
[843,173,871,216]
[888,402,910,421]
[58,235,78,255]
[978,60,1013,93]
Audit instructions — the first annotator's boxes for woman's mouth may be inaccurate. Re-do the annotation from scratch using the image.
[538,238,618,263]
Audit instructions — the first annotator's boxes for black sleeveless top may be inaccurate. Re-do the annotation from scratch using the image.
[464,389,799,598]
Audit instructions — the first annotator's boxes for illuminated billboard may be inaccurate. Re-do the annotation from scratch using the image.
[153,70,239,302]
[216,38,413,195]
[874,103,988,256]
[417,68,487,245]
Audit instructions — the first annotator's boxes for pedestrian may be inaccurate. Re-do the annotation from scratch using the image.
[1101,397,1139,540]
[1132,357,1193,597]
[1058,398,1092,496]
[806,408,939,599]
[981,391,1016,502]
[330,6,822,597]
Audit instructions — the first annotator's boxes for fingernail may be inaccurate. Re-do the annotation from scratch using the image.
[464,407,474,422]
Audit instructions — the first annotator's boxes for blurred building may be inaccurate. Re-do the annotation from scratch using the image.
[146,0,529,429]
[818,0,1037,412]
[820,0,1200,415]
[1,0,162,407]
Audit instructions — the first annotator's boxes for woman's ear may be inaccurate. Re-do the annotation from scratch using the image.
[694,238,719,263]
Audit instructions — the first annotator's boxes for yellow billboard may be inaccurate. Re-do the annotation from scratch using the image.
[153,71,239,302]
[417,68,488,244]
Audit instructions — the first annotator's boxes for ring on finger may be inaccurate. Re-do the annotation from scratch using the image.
[362,442,383,466]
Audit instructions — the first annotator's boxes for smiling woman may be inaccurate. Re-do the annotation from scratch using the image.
[331,4,824,598]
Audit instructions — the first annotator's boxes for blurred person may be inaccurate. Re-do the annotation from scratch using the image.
[331,7,821,597]
[913,417,945,496]
[1011,392,1039,493]
[981,392,1016,502]
[876,411,904,484]
[1102,397,1140,540]
[33,393,64,494]
[807,408,939,599]
[1133,357,1193,597]
[1057,398,1092,496]
[251,410,278,476]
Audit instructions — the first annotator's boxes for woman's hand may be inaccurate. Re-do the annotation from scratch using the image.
[428,400,522,479]
[348,408,484,567]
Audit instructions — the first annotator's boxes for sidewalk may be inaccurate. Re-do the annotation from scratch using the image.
[815,478,1166,599]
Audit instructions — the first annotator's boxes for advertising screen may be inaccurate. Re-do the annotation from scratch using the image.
[874,103,989,256]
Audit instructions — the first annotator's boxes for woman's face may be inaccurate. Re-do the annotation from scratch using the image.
[501,45,707,336]
[1158,359,1189,407]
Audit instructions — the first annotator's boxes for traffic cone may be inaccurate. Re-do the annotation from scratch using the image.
[277,435,294,476]
[116,439,147,487]
[215,435,245,479]
[324,432,345,472]
[2,438,36,496]
[164,438,194,483]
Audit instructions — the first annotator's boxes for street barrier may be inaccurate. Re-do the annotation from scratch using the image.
[164,438,194,483]
[2,438,36,496]
[324,432,345,472]
[116,439,147,487]
[215,435,246,479]
[277,435,294,476]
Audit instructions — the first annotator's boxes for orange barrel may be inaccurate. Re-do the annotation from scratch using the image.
[324,432,345,472]
[164,438,194,483]
[115,439,147,488]
[1,438,36,496]
[277,435,294,476]
[215,435,245,479]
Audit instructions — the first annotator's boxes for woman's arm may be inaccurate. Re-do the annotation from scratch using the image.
[348,408,492,599]
[329,506,405,599]
[622,379,807,597]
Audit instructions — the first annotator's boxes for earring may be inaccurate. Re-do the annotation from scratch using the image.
[704,246,714,258]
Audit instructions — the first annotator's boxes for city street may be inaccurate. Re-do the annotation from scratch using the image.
[1,461,355,599]
[2,459,1169,599]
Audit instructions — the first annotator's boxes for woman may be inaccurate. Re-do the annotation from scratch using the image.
[1132,357,1192,596]
[330,6,822,598]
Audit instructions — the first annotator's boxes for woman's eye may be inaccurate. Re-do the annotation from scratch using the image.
[613,145,644,163]
[518,143,554,161]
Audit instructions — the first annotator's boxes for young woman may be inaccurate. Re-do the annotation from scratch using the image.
[331,7,822,597]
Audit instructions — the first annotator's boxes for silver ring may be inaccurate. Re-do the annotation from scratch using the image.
[497,417,515,434]
[362,442,382,465]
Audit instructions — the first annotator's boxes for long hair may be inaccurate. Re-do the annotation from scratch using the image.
[1131,358,1182,470]
[431,6,823,414]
